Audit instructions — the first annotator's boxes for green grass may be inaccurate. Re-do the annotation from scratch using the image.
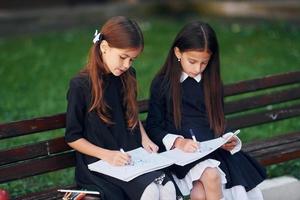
[1,16,300,197]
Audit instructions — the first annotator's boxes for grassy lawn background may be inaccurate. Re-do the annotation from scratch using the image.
[0,16,299,197]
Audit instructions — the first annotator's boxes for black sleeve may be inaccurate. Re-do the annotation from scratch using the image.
[65,77,87,143]
[146,77,169,151]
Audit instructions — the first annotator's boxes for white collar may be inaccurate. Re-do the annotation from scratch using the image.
[180,72,202,83]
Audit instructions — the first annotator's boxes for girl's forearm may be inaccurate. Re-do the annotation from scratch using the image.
[67,138,109,160]
[139,120,148,140]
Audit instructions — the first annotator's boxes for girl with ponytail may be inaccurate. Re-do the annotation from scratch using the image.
[65,16,178,200]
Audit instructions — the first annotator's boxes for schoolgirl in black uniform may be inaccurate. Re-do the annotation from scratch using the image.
[146,21,266,200]
[65,16,177,200]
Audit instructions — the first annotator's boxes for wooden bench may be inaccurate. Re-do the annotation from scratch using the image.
[1,71,300,199]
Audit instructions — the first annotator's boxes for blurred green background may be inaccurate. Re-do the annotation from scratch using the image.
[1,14,300,197]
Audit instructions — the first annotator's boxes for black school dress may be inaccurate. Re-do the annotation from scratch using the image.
[65,71,164,200]
[146,75,267,192]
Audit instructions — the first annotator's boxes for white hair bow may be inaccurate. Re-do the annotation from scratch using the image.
[93,30,101,44]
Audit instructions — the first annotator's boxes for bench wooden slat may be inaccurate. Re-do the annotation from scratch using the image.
[0,99,150,140]
[248,141,300,166]
[228,103,300,129]
[0,113,66,139]
[224,71,300,96]
[138,99,148,113]
[0,137,71,165]
[243,132,300,165]
[225,86,300,114]
[243,132,300,152]
[0,100,151,140]
[1,71,299,140]
[0,152,75,183]
[249,140,300,161]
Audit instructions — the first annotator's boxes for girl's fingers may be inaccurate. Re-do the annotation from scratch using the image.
[144,145,152,153]
[151,144,159,153]
[112,152,132,165]
[189,141,199,151]
[120,152,131,160]
[123,155,132,164]
[182,140,199,152]
[148,146,154,153]
[118,157,130,166]
[222,141,237,151]
[146,146,151,152]
[226,141,237,148]
[145,144,158,153]
[190,147,197,152]
[227,137,237,144]
[192,142,198,148]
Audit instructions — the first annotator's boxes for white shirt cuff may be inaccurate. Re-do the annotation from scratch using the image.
[230,136,242,154]
[162,134,184,151]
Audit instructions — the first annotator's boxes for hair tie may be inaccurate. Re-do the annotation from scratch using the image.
[93,30,102,44]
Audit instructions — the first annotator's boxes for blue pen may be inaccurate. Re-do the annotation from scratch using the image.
[189,129,197,142]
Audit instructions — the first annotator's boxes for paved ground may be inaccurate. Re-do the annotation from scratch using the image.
[259,176,300,200]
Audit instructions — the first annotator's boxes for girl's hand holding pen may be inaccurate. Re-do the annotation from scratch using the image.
[174,138,199,153]
[103,149,132,166]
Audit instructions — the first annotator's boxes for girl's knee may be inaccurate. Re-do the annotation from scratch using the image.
[191,191,206,200]
[190,181,206,200]
[201,167,221,183]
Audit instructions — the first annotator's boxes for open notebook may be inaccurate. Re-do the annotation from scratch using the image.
[88,147,174,182]
[161,130,240,166]
[88,130,240,181]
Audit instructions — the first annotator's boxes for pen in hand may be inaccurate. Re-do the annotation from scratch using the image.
[224,129,240,144]
[189,129,197,142]
[120,148,125,153]
[120,148,133,166]
[189,129,200,152]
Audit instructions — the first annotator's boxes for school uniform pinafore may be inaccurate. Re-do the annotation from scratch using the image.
[146,75,266,197]
[65,70,166,200]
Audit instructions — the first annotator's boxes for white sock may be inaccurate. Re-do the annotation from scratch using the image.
[158,181,176,200]
[140,182,159,200]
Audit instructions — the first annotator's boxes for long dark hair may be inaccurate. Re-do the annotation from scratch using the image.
[156,21,225,136]
[81,16,143,130]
